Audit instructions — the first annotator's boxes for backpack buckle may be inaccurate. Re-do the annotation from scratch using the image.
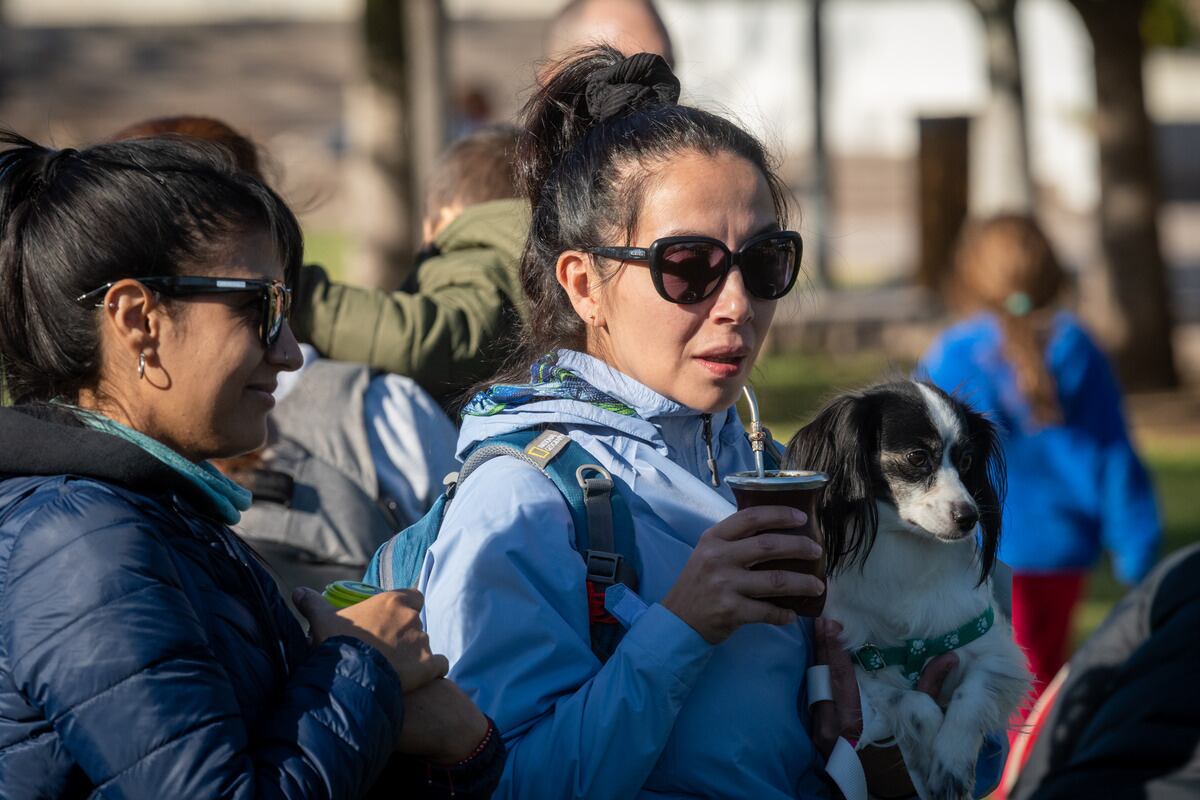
[585,549,622,586]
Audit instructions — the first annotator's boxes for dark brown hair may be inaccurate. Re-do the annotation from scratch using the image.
[483,45,789,395]
[0,130,301,404]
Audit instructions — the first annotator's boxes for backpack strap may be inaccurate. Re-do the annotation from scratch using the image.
[456,427,639,663]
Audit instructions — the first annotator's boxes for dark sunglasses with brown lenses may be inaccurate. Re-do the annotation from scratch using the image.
[75,275,292,348]
[585,230,803,305]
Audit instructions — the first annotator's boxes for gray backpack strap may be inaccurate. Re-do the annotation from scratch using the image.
[576,464,619,584]
[454,429,571,488]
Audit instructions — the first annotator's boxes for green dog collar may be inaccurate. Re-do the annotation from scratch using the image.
[849,606,996,682]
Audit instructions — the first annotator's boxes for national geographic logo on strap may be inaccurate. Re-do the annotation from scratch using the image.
[525,430,570,466]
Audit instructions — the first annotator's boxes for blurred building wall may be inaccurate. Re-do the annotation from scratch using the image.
[2,0,1197,293]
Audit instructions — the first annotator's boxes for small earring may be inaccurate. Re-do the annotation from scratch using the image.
[137,352,146,380]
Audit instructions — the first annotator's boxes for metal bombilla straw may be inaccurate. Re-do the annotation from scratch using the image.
[742,384,767,478]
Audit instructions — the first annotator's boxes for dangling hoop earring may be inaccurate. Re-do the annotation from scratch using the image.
[137,352,146,380]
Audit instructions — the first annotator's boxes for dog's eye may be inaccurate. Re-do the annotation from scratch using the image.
[959,452,974,471]
[904,450,930,468]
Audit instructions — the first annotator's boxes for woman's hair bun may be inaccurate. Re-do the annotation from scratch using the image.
[583,52,680,123]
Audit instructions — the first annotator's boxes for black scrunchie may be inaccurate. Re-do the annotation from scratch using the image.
[584,52,680,123]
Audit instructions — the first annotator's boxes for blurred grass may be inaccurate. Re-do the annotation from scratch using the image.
[303,229,349,281]
[743,351,1200,648]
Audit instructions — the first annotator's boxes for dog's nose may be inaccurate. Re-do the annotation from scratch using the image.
[952,503,979,532]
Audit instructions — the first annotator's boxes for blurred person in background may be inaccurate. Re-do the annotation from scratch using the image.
[544,0,674,71]
[919,214,1162,704]
[0,132,502,798]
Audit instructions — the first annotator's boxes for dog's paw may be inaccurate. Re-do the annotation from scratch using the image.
[924,734,977,800]
[924,758,973,800]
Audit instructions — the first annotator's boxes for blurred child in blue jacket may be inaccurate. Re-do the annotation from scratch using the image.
[920,215,1161,698]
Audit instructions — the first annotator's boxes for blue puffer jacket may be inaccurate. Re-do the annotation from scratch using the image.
[0,405,406,799]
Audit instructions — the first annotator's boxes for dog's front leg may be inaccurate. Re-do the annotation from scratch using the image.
[926,665,1023,800]
[861,680,945,799]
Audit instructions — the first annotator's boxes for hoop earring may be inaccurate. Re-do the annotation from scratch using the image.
[137,352,146,380]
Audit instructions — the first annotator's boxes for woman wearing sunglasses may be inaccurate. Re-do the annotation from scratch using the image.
[411,47,881,798]
[0,132,502,798]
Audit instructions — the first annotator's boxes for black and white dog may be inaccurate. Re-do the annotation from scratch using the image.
[786,380,1031,800]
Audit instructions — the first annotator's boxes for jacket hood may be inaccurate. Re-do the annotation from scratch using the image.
[435,198,530,264]
[0,404,217,514]
[458,350,749,475]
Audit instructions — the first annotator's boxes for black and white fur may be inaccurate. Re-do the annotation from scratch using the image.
[786,380,1031,800]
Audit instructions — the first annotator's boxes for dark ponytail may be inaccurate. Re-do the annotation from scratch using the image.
[0,130,302,405]
[483,45,790,395]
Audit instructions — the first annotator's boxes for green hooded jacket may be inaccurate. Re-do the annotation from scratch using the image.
[291,198,530,405]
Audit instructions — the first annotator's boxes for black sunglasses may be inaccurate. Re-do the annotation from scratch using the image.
[75,275,292,347]
[585,230,803,305]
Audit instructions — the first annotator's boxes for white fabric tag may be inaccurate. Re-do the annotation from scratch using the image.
[826,736,868,800]
[806,664,833,707]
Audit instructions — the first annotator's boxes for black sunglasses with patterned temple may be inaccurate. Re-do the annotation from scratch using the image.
[585,229,803,305]
[75,276,292,348]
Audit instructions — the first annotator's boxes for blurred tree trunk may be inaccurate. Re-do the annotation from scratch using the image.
[807,0,830,287]
[0,0,7,101]
[1068,0,1178,390]
[966,0,1033,216]
[345,0,447,291]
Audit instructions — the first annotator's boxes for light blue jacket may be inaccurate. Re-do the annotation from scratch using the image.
[418,350,829,799]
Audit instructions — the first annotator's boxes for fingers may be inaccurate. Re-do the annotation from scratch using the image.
[432,652,451,681]
[811,619,838,755]
[819,620,863,738]
[408,652,451,691]
[390,588,425,612]
[726,531,823,568]
[736,568,825,599]
[916,652,958,699]
[291,586,329,622]
[735,597,799,627]
[706,506,807,541]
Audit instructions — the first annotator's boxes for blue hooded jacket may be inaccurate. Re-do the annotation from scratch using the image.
[920,312,1160,582]
[421,350,1005,798]
[0,404,438,799]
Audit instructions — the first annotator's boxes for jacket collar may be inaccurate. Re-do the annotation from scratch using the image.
[458,350,745,462]
[0,403,237,521]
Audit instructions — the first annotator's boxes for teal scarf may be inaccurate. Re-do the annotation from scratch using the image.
[74,408,252,525]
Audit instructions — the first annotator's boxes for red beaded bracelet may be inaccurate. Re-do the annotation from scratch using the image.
[453,718,497,769]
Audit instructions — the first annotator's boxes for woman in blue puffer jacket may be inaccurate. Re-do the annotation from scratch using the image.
[0,132,502,798]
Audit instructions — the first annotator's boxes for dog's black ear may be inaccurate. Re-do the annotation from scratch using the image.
[963,403,1006,584]
[784,394,879,575]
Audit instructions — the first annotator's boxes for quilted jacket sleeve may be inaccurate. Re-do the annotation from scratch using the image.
[0,484,405,800]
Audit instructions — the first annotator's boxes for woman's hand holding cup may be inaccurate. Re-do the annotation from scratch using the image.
[662,506,824,643]
[292,586,449,692]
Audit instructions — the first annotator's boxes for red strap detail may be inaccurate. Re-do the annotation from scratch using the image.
[587,580,617,625]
